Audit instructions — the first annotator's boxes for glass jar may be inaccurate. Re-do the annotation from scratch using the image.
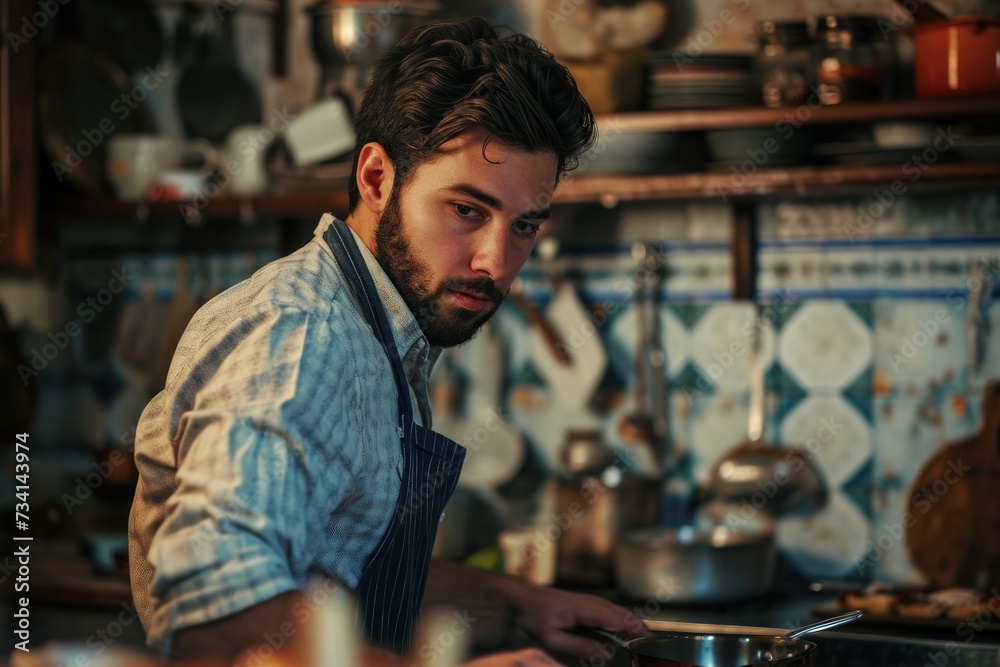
[814,14,893,104]
[755,19,816,107]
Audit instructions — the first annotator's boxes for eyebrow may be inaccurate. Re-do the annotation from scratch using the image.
[445,183,551,221]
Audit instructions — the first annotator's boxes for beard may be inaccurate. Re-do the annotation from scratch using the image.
[373,187,506,347]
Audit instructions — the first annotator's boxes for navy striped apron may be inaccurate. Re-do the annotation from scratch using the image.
[323,217,466,653]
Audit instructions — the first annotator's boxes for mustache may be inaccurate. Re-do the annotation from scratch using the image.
[438,277,506,304]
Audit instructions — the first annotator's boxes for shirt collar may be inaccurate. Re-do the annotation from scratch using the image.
[313,213,435,374]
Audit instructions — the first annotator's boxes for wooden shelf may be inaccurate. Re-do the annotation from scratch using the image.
[39,95,1000,221]
[41,161,1000,221]
[554,161,1000,205]
[596,96,1000,133]
[42,190,351,222]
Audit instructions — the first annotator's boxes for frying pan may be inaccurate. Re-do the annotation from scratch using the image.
[594,611,861,667]
[177,11,261,143]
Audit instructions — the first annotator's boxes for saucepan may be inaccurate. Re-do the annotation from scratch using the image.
[912,16,1000,98]
[593,611,862,667]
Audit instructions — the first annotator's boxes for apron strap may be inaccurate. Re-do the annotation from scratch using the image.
[323,218,415,428]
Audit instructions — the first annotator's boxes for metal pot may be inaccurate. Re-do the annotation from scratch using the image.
[614,526,776,604]
[610,633,815,667]
[304,0,441,96]
[913,16,1000,98]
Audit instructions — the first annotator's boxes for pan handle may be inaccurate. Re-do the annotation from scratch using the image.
[784,610,863,639]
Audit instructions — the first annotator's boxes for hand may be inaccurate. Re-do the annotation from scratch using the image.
[507,584,652,658]
[462,648,563,666]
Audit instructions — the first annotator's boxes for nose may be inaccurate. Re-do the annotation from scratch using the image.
[469,222,512,286]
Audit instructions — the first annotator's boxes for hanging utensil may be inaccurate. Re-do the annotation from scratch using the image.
[509,277,570,366]
[618,242,667,467]
[708,305,827,517]
[527,238,607,410]
[174,1,214,70]
[967,261,992,376]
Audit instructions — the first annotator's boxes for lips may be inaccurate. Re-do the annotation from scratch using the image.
[450,290,493,311]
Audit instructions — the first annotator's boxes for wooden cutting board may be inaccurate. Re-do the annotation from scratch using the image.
[905,381,1000,587]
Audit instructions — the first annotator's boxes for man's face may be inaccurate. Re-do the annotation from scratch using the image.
[373,128,558,347]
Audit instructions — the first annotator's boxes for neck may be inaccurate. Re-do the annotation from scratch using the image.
[344,208,378,257]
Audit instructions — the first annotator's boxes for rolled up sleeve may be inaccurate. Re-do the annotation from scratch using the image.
[141,305,355,655]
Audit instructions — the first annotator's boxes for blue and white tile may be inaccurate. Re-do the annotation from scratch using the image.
[687,391,751,485]
[777,491,871,580]
[970,300,1000,390]
[826,246,877,295]
[758,247,827,297]
[690,303,776,394]
[778,301,872,391]
[608,302,690,381]
[872,299,967,394]
[870,484,926,585]
[780,394,872,488]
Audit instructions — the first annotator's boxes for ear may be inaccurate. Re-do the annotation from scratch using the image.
[355,142,396,215]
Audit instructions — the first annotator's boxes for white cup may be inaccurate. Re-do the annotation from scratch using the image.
[107,135,216,201]
[225,124,271,196]
[499,527,556,586]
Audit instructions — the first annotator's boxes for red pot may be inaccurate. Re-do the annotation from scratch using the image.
[913,16,1000,98]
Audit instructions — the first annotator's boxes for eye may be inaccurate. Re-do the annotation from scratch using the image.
[453,203,483,219]
[513,220,541,237]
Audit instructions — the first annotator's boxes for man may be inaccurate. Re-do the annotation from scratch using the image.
[128,16,650,666]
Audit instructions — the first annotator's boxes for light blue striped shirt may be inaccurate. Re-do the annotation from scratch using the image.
[128,214,438,657]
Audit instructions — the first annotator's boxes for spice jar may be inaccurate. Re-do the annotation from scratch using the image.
[755,19,816,107]
[814,14,893,104]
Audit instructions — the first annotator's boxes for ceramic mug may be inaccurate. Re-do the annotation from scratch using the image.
[107,135,216,201]
[224,124,272,196]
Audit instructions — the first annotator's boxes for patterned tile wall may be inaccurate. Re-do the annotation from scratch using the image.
[480,190,1000,586]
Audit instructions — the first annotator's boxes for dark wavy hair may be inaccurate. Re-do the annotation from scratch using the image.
[347,16,597,212]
